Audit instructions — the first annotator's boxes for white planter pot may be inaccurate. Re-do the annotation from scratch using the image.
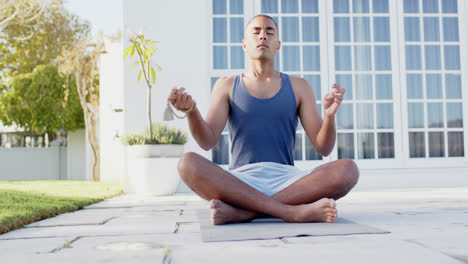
[125,144,184,196]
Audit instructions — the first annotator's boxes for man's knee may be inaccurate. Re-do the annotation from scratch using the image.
[177,152,199,180]
[339,158,359,187]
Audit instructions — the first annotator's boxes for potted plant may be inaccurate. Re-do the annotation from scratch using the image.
[122,32,187,195]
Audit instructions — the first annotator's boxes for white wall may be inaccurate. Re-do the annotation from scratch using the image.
[100,38,126,183]
[67,129,87,180]
[122,0,211,159]
[0,147,65,180]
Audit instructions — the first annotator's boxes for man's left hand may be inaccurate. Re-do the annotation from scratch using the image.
[323,84,345,117]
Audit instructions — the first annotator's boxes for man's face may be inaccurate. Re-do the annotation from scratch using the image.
[242,16,281,61]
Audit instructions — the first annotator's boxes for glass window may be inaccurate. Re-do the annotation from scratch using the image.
[445,74,462,99]
[428,132,444,157]
[305,138,323,160]
[230,46,244,69]
[427,102,444,128]
[409,132,425,158]
[444,45,461,70]
[262,0,278,13]
[353,0,369,13]
[334,0,350,13]
[356,103,374,129]
[358,133,375,159]
[303,46,320,71]
[213,46,227,69]
[404,0,419,13]
[355,74,373,100]
[335,46,352,71]
[282,46,300,71]
[378,133,394,158]
[353,17,371,42]
[334,17,351,42]
[336,74,353,100]
[230,0,243,14]
[304,75,321,98]
[443,18,459,42]
[408,103,424,128]
[407,74,423,99]
[375,45,391,71]
[404,17,420,42]
[354,46,372,70]
[372,0,389,13]
[422,0,438,13]
[406,45,421,70]
[213,0,227,14]
[426,74,442,99]
[282,0,299,13]
[423,17,440,41]
[213,134,229,164]
[337,103,354,129]
[338,133,355,159]
[424,45,441,70]
[271,15,279,26]
[302,17,319,42]
[448,132,464,157]
[294,133,303,160]
[302,0,318,13]
[282,17,299,42]
[213,18,227,43]
[374,17,390,42]
[376,74,392,99]
[446,103,463,128]
[377,103,393,129]
[230,18,244,43]
[442,0,458,13]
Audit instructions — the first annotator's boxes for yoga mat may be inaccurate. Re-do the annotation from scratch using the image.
[197,209,390,242]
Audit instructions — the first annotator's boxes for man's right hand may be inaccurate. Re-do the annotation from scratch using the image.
[168,86,196,113]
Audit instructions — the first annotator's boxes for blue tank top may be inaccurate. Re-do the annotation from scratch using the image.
[228,72,298,170]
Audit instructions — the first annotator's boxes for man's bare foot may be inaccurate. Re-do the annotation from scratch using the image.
[210,200,258,225]
[290,198,337,223]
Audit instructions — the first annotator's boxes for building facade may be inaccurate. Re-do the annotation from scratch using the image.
[101,0,468,190]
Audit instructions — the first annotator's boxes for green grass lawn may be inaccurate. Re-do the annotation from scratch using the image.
[0,180,123,234]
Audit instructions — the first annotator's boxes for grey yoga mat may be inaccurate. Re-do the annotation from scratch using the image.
[197,209,389,242]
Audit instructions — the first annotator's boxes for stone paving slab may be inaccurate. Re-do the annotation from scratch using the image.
[24,209,126,227]
[170,235,463,264]
[0,236,76,254]
[1,188,467,263]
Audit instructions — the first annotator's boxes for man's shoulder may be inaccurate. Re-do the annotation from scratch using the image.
[288,75,307,86]
[212,75,236,94]
[216,75,236,87]
[287,75,310,94]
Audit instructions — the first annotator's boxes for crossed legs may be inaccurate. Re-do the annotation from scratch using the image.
[177,152,359,225]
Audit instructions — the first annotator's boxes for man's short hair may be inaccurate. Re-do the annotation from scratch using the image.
[245,14,279,35]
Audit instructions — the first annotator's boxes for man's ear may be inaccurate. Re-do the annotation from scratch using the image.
[275,40,281,53]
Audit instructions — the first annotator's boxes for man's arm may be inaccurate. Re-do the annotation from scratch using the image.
[294,78,344,156]
[168,76,232,150]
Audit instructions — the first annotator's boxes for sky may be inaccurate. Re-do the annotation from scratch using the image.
[62,0,123,37]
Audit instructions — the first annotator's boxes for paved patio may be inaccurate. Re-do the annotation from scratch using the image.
[1,187,467,263]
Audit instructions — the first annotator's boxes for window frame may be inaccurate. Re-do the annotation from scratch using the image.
[209,0,468,169]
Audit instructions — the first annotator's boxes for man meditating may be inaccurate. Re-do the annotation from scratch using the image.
[169,14,359,225]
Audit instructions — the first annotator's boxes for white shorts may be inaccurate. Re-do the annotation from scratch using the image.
[227,162,314,197]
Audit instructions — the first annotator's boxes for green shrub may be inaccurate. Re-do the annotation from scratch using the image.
[120,123,187,145]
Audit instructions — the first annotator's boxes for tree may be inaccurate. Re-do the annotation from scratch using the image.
[0,0,46,40]
[0,64,84,138]
[58,38,104,182]
[0,0,89,78]
[124,32,161,140]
